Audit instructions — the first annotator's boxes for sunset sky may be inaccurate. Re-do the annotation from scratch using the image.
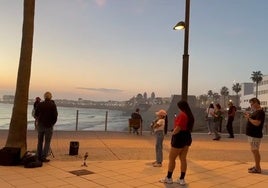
[1,0,268,101]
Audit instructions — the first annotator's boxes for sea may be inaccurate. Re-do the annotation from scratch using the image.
[0,103,130,131]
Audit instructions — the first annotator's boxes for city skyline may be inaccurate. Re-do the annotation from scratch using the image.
[1,0,268,101]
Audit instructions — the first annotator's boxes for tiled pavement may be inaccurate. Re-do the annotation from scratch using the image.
[1,130,268,187]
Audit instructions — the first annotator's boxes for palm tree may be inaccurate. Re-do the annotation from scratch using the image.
[207,90,213,103]
[5,0,35,156]
[232,83,241,107]
[198,94,208,108]
[213,92,220,103]
[250,71,263,98]
[220,86,229,108]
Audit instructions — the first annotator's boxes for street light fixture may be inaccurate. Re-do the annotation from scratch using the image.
[173,0,190,101]
[173,21,185,30]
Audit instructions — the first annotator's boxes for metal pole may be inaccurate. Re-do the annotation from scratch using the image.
[105,111,108,131]
[75,110,79,131]
[181,0,190,101]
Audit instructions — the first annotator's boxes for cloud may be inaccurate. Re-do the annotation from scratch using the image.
[76,87,124,93]
[95,0,107,7]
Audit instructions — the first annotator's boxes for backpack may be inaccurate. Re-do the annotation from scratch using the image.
[21,151,43,168]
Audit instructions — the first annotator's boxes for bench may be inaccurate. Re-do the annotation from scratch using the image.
[128,119,142,135]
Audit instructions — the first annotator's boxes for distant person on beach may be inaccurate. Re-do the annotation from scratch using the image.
[212,103,222,141]
[131,108,142,135]
[244,98,265,174]
[32,97,41,129]
[35,91,58,162]
[160,100,194,186]
[226,101,236,138]
[151,109,167,167]
[205,103,214,135]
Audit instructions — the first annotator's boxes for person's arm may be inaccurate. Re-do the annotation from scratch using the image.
[244,112,261,126]
[172,126,181,135]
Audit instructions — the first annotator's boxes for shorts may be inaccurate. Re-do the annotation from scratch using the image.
[247,136,261,150]
[171,131,192,148]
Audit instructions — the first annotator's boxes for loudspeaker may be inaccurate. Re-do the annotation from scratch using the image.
[69,141,79,155]
[0,147,21,166]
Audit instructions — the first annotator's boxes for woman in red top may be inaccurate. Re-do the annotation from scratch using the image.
[160,100,194,185]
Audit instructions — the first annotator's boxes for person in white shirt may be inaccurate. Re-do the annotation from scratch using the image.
[152,109,167,167]
[206,103,214,135]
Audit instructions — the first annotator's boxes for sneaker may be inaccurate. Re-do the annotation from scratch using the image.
[178,179,186,185]
[248,167,261,173]
[152,161,157,165]
[208,132,212,135]
[153,163,162,167]
[159,177,173,184]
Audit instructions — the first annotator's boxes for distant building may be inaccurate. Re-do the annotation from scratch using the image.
[2,95,15,103]
[257,75,268,108]
[240,75,268,110]
[240,83,254,109]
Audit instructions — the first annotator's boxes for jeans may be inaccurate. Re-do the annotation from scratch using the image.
[155,130,164,163]
[37,124,53,159]
[207,117,213,133]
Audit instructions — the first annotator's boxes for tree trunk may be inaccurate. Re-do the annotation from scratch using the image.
[5,0,35,157]
[256,83,258,98]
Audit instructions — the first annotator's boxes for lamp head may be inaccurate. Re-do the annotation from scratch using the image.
[173,21,185,30]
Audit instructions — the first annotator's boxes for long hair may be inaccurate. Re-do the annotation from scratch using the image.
[177,100,195,132]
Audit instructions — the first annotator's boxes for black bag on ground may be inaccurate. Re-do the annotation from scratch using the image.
[0,147,21,166]
[22,151,43,168]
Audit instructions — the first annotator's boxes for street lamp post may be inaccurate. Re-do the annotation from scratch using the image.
[173,0,190,101]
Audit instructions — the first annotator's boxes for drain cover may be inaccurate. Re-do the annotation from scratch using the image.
[69,169,94,176]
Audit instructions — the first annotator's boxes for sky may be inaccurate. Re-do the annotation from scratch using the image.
[1,0,268,101]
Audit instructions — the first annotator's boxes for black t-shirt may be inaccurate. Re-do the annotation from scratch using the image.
[246,109,265,138]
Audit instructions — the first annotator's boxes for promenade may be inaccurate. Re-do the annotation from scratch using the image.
[0,130,268,187]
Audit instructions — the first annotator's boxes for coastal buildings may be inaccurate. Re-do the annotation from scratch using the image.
[240,75,268,110]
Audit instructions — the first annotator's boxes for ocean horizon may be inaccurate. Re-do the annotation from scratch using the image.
[0,103,130,131]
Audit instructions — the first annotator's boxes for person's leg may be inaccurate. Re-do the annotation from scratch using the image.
[160,147,180,184]
[179,146,189,174]
[155,133,158,163]
[252,149,261,171]
[229,120,234,137]
[167,147,181,175]
[154,131,164,166]
[207,119,212,134]
[43,127,53,159]
[248,137,261,172]
[37,126,45,160]
[219,119,222,132]
[226,117,234,138]
[213,121,220,140]
[156,132,164,164]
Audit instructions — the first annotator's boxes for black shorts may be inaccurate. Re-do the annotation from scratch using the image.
[171,131,192,148]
